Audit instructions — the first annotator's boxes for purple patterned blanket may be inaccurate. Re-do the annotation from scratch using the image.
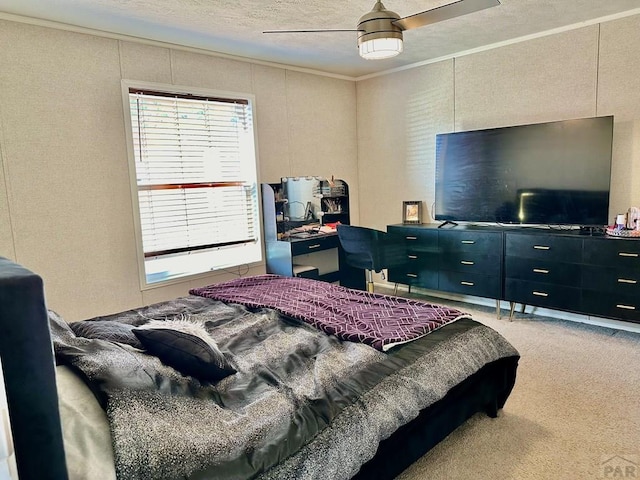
[190,275,470,351]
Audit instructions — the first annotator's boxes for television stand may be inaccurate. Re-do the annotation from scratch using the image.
[387,223,640,325]
[437,220,458,228]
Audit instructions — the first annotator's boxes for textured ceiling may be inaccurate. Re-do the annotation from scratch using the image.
[1,0,639,78]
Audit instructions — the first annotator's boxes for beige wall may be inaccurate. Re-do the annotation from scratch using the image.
[597,15,640,219]
[356,62,454,229]
[0,153,15,261]
[356,16,640,230]
[4,12,640,320]
[0,19,358,320]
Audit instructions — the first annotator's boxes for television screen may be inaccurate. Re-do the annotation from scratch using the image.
[434,116,614,226]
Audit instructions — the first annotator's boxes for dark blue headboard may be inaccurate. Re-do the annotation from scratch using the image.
[0,257,68,480]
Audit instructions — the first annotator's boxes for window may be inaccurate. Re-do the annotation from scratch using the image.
[124,84,262,287]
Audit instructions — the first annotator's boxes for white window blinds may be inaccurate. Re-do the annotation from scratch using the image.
[129,89,259,260]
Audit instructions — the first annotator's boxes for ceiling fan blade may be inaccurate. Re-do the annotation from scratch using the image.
[394,0,500,31]
[263,29,361,34]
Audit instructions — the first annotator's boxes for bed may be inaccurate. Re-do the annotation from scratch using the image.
[0,257,519,480]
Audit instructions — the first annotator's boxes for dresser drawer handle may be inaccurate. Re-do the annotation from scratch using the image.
[533,268,549,274]
[460,281,474,286]
[532,291,548,297]
[408,255,418,259]
[460,260,475,265]
[308,244,321,249]
[616,304,636,310]
[618,252,639,258]
[618,278,637,284]
[461,240,475,244]
[406,273,418,278]
[533,245,550,250]
[406,236,418,240]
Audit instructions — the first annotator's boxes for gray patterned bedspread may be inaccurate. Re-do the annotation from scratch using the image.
[51,295,519,480]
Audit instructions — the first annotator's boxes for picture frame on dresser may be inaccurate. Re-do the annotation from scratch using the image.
[403,201,422,224]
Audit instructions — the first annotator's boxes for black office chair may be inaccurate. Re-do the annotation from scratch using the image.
[336,224,405,293]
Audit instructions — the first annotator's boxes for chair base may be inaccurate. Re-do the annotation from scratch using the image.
[366,269,375,293]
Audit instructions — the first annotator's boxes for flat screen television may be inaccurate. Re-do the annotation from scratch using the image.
[434,116,614,226]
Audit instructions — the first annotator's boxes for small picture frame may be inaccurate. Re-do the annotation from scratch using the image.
[403,201,422,224]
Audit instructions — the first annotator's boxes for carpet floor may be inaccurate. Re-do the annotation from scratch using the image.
[386,291,640,480]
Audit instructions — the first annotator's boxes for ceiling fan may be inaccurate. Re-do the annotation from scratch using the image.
[264,0,501,60]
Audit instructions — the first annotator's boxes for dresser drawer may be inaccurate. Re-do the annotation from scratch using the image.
[388,267,438,290]
[582,291,640,323]
[438,271,501,299]
[439,230,502,253]
[391,229,438,253]
[505,233,581,263]
[291,234,339,256]
[440,251,501,276]
[387,226,439,289]
[505,256,581,285]
[388,226,438,245]
[581,265,640,295]
[583,237,640,269]
[400,250,440,268]
[505,279,581,311]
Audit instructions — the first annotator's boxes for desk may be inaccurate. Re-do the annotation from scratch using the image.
[265,233,337,281]
[264,232,363,288]
[262,182,363,289]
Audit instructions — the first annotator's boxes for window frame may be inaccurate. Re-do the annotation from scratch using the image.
[121,80,263,290]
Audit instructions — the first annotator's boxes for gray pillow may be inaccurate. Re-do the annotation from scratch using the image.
[70,320,143,349]
[133,319,236,382]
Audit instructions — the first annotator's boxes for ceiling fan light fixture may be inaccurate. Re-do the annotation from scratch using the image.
[357,1,404,60]
[359,36,403,60]
[263,0,501,63]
